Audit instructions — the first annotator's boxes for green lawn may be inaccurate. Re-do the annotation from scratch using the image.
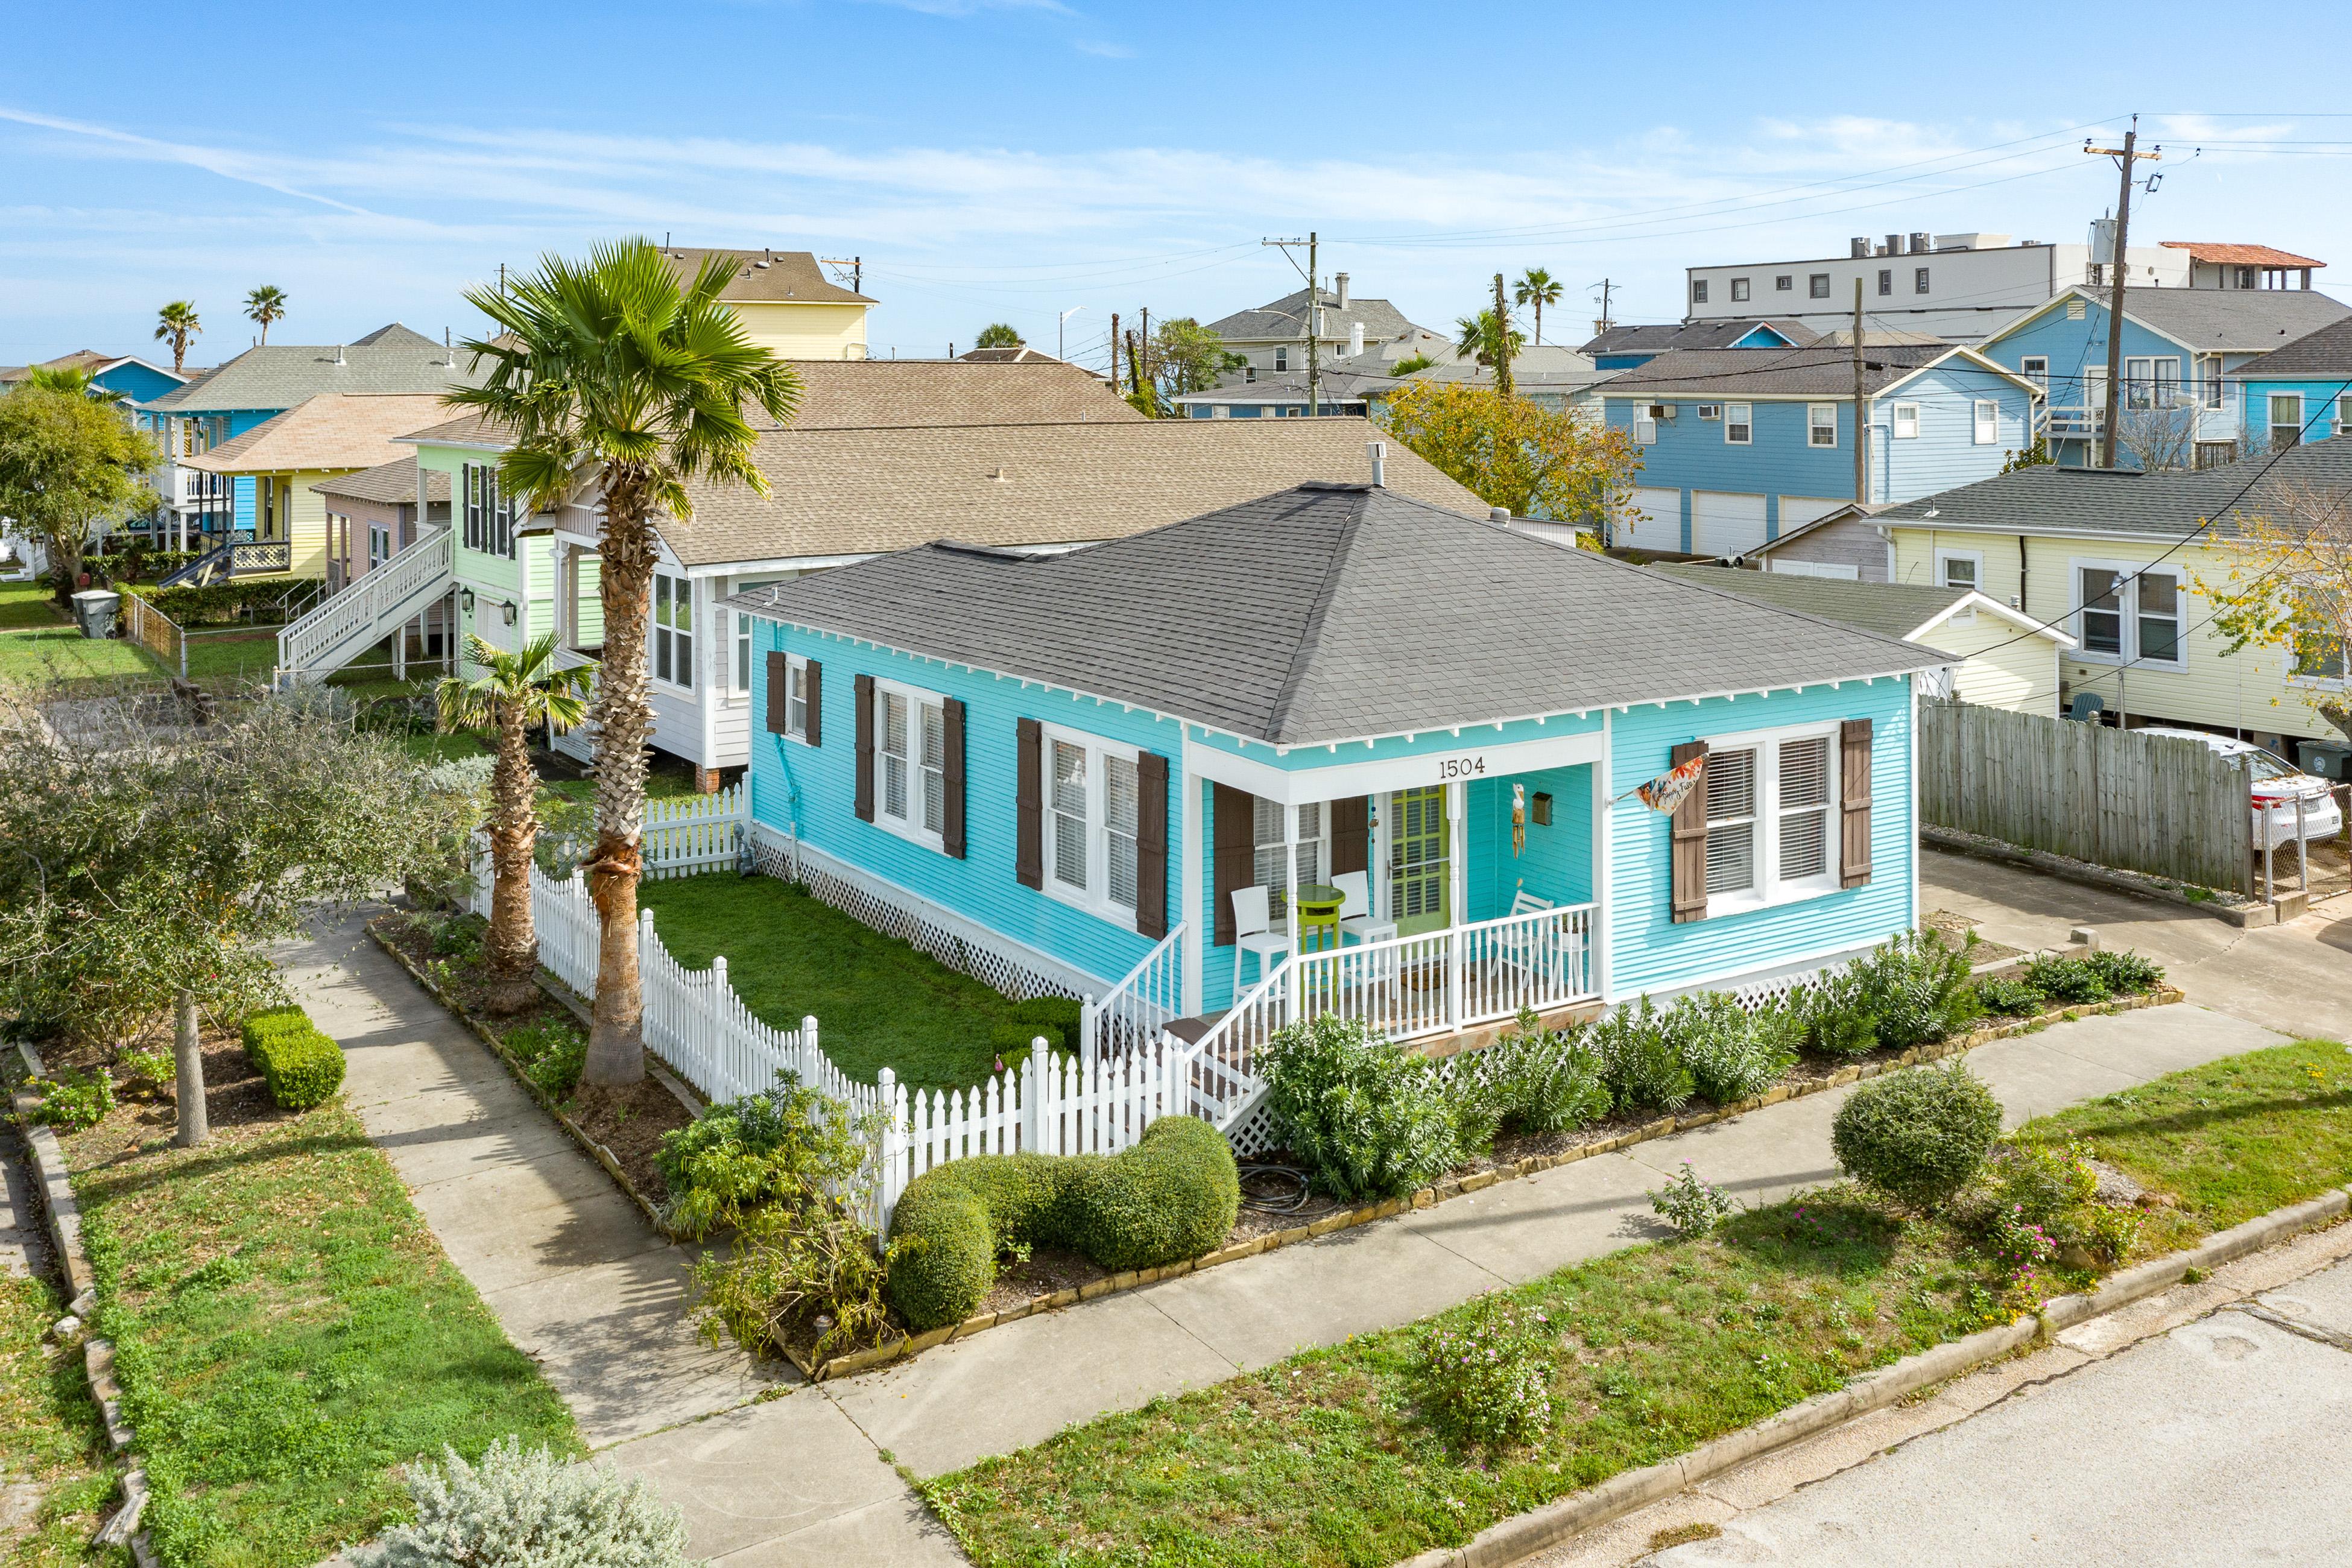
[635,872,1026,1089]
[68,1088,578,1568]
[0,626,163,688]
[0,581,65,631]
[0,1273,120,1568]
[400,732,490,765]
[922,1038,2352,1568]
[179,630,280,686]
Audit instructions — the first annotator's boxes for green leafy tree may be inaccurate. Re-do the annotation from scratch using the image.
[1375,379,1640,526]
[1149,317,1246,400]
[1513,268,1563,346]
[0,383,158,605]
[2193,476,2352,742]
[244,284,289,344]
[435,633,593,1014]
[973,323,1025,349]
[21,364,127,405]
[1453,308,1525,371]
[154,300,201,375]
[449,240,801,1086]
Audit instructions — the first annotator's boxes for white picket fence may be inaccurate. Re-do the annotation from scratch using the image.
[643,786,747,879]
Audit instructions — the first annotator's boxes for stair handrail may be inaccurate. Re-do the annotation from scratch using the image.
[276,526,453,683]
[156,540,236,589]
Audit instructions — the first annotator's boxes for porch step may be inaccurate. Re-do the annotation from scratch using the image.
[1163,1013,1221,1046]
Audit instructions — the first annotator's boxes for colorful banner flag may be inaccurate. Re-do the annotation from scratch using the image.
[1628,753,1707,815]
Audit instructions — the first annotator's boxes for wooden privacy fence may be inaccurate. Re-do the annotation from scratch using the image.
[122,592,186,679]
[1918,698,2254,894]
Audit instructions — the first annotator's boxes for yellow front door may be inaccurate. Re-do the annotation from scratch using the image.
[1388,786,1450,936]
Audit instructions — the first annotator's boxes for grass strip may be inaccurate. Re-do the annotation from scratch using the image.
[923,1037,2352,1568]
[66,1086,577,1568]
[0,1272,120,1568]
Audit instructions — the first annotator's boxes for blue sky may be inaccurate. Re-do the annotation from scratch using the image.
[5,0,2351,373]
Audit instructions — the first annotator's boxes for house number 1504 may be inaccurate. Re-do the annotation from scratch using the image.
[1438,756,1487,779]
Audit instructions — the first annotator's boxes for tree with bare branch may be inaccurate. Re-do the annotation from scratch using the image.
[2195,476,2352,742]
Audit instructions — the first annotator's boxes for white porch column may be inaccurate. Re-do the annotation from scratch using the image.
[1180,758,1204,1016]
[1446,782,1468,1028]
[1592,716,1614,1002]
[1283,801,1300,946]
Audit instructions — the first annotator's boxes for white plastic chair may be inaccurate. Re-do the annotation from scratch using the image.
[1230,886,1292,994]
[1333,870,1399,947]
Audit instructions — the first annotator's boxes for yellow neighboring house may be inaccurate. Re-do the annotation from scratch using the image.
[1874,440,2352,761]
[660,247,874,361]
[185,393,464,580]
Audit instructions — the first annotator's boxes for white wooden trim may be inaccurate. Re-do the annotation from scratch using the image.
[1695,718,1843,916]
[870,674,950,855]
[1038,720,1144,926]
[1180,726,1607,808]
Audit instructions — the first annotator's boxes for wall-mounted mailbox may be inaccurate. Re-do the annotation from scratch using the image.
[1530,791,1554,827]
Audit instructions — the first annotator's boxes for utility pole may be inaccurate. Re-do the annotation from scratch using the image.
[1108,311,1120,391]
[1493,273,1515,397]
[1262,233,1321,415]
[1139,307,1151,405]
[1593,279,1614,336]
[1851,279,1869,504]
[2087,118,2162,468]
[1127,329,1144,398]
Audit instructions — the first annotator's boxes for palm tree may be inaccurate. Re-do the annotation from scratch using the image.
[447,240,800,1084]
[436,633,594,1014]
[154,301,201,375]
[21,365,127,405]
[1453,308,1526,370]
[974,323,1025,349]
[1514,268,1563,347]
[244,285,288,344]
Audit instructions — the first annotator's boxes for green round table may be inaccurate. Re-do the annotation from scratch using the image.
[1293,884,1345,953]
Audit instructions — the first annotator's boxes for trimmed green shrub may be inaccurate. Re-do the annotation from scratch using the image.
[886,1114,1239,1331]
[2085,949,2164,996]
[1260,1013,1464,1200]
[1797,931,1982,1058]
[2022,955,2110,1005]
[353,1437,693,1568]
[504,1020,587,1099]
[1009,994,1082,1042]
[240,1004,346,1110]
[1973,976,2046,1017]
[1662,992,1799,1105]
[1831,1063,2003,1213]
[656,1072,879,1240]
[1461,1011,1612,1137]
[1588,996,1694,1114]
[25,1069,113,1131]
[990,1019,1059,1063]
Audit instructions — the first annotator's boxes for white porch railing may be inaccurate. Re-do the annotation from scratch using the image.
[276,526,452,686]
[1091,922,1187,1057]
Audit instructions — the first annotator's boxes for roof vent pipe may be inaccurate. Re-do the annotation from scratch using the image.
[1366,441,1386,487]
[334,345,345,365]
[1490,505,1510,522]
[1335,272,1350,309]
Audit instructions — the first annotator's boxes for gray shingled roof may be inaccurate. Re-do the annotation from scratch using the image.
[141,329,485,413]
[2073,286,2352,353]
[1207,286,1422,344]
[2232,314,2352,378]
[728,483,1941,745]
[1579,319,1818,356]
[1877,435,2352,539]
[1652,564,1981,641]
[658,247,874,305]
[1598,343,1961,399]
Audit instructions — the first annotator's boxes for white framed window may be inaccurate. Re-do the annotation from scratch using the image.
[1253,797,1327,923]
[1973,400,2000,444]
[1807,403,1838,447]
[2020,356,2049,396]
[1936,548,1982,622]
[2338,395,2351,437]
[1273,346,1289,372]
[1775,274,1792,292]
[773,651,814,741]
[652,571,694,690]
[368,521,391,569]
[1730,277,1750,302]
[1877,268,1892,297]
[2123,356,2181,411]
[2271,393,2306,450]
[2073,561,2184,667]
[1634,415,1658,444]
[1724,402,1751,444]
[1692,279,1710,305]
[2198,355,2225,411]
[1891,403,1920,440]
[1914,267,1932,294]
[875,680,947,850]
[1040,724,1144,920]
[2292,626,2348,687]
[729,577,782,697]
[1809,273,1830,299]
[462,463,517,559]
[1701,724,1842,914]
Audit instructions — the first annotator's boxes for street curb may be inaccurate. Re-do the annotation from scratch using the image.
[1391,1184,2352,1568]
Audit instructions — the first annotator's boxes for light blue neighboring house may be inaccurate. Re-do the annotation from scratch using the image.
[1579,318,1815,371]
[2226,312,2352,454]
[0,350,187,405]
[1599,344,2041,557]
[726,479,1935,1132]
[1976,285,2351,468]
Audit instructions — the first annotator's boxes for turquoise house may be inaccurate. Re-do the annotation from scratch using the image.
[729,480,1935,1131]
[2227,314,2352,454]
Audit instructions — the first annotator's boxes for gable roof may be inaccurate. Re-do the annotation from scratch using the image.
[186,393,461,475]
[2230,314,2352,379]
[1206,286,1423,345]
[658,247,874,306]
[958,346,1063,363]
[1579,319,1817,357]
[0,350,186,388]
[1599,343,2015,400]
[1990,286,2352,355]
[2159,242,2325,271]
[312,458,451,507]
[1876,435,2352,540]
[1652,563,2073,646]
[729,484,1939,745]
[142,329,484,414]
[662,420,1482,567]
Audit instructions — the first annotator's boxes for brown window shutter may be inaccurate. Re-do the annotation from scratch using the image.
[764,650,788,735]
[1015,718,1044,888]
[853,673,876,822]
[1840,718,1874,888]
[805,659,823,745]
[942,698,967,859]
[1329,795,1370,877]
[1669,740,1709,925]
[1212,783,1255,946]
[1134,751,1169,938]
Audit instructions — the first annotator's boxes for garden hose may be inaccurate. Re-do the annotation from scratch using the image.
[1236,1162,1317,1215]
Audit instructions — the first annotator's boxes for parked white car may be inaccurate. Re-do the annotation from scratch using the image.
[2141,728,2345,852]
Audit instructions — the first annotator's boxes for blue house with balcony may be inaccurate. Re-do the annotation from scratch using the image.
[1579,318,1815,371]
[727,479,1936,1140]
[1977,285,2351,468]
[2226,313,2352,455]
[1599,344,2040,558]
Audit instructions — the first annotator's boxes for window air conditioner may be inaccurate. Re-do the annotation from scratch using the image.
[1696,404,1722,420]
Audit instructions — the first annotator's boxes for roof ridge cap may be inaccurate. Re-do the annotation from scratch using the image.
[1260,490,1365,743]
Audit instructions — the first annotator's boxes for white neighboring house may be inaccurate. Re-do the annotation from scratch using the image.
[1655,563,2075,717]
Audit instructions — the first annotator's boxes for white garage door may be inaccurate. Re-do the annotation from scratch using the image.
[1777,496,1849,531]
[1692,491,1768,558]
[1617,488,1681,551]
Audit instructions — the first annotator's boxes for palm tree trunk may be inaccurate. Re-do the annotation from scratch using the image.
[583,472,657,1086]
[483,704,540,1014]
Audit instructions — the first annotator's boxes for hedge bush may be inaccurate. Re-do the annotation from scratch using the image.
[1587,997,1695,1114]
[1460,1011,1611,1137]
[1261,1013,1464,1200]
[1798,930,1982,1058]
[2021,955,2110,1005]
[1661,992,1800,1105]
[239,1004,346,1110]
[355,1437,693,1568]
[126,576,304,626]
[886,1114,1239,1331]
[1831,1062,2002,1213]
